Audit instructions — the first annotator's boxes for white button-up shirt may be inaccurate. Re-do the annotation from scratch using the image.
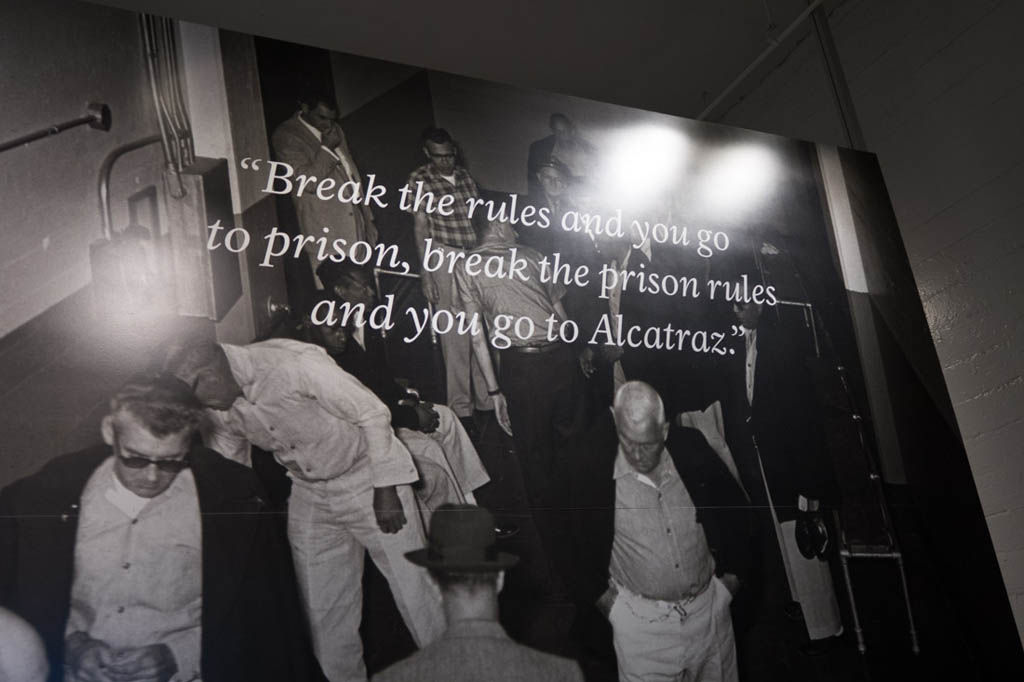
[203,339,418,488]
[609,450,714,601]
[67,457,202,682]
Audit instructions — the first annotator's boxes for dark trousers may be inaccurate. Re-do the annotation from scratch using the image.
[500,344,584,595]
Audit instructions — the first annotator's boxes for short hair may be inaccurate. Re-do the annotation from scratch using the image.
[428,569,500,593]
[108,374,202,438]
[421,127,454,147]
[296,87,336,111]
[549,112,571,129]
[164,342,230,387]
[613,381,666,427]
[316,259,372,293]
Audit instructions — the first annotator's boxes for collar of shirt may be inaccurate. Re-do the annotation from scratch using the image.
[422,163,468,185]
[443,619,508,641]
[221,343,256,400]
[106,466,151,518]
[352,325,366,350]
[613,449,674,489]
[297,112,323,142]
[297,112,347,165]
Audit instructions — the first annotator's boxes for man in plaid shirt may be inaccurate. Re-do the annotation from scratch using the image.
[406,128,492,432]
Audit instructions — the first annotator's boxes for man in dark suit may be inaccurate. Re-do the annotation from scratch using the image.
[724,300,843,649]
[569,381,754,681]
[0,374,322,682]
[526,113,595,197]
[371,504,583,682]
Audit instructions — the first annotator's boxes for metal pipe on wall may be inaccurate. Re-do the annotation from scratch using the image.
[0,103,111,154]
[97,135,163,240]
[697,0,823,122]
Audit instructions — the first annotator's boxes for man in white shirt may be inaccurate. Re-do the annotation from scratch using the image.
[0,374,321,682]
[167,340,444,682]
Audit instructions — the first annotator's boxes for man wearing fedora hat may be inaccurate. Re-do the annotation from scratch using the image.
[372,504,583,682]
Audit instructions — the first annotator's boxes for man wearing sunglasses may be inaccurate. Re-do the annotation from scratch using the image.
[0,375,321,682]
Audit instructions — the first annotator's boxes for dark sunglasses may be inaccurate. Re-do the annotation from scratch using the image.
[118,453,190,473]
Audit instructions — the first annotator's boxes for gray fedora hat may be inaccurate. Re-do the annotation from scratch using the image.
[406,504,518,571]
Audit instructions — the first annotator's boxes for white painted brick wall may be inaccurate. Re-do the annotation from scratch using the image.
[722,0,1024,643]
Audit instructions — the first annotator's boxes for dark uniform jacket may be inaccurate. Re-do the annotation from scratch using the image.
[0,444,323,682]
[329,328,421,431]
[722,321,839,523]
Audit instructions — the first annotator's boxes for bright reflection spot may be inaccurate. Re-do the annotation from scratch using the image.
[698,144,779,218]
[595,125,689,207]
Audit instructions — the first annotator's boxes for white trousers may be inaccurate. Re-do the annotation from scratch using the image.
[609,577,737,682]
[779,520,843,640]
[397,404,490,527]
[288,468,445,682]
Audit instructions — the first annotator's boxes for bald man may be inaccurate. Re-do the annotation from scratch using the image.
[0,606,48,682]
[569,381,754,682]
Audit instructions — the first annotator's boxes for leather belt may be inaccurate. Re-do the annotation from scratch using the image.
[505,341,564,354]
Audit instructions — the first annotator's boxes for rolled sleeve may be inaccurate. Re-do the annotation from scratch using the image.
[200,413,251,467]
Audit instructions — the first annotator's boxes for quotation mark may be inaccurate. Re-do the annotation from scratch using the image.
[728,325,745,355]
[240,157,262,171]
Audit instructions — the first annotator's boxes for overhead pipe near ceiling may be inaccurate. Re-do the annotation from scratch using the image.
[697,0,823,123]
[698,0,865,151]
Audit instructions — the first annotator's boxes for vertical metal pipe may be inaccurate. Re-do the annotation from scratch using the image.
[158,18,188,168]
[139,15,173,166]
[164,20,195,166]
[809,2,867,150]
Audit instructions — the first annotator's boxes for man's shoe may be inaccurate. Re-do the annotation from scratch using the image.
[494,523,520,539]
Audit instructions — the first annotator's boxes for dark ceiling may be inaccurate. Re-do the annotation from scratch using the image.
[90,0,840,121]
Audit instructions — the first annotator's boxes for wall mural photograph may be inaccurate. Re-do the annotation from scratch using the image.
[1,2,1021,681]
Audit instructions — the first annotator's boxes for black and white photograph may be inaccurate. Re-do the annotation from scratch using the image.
[2,1,1023,681]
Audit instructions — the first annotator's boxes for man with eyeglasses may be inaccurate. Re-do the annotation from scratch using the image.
[406,127,492,436]
[0,374,321,682]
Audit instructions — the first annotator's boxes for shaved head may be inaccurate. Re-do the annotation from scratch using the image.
[613,381,669,474]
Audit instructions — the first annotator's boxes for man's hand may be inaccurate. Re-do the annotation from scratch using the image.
[321,123,343,150]
[598,344,624,363]
[420,270,440,305]
[493,393,513,437]
[65,633,117,682]
[103,644,178,682]
[578,347,596,378]
[413,402,440,433]
[596,585,618,619]
[373,485,407,534]
[719,573,741,597]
